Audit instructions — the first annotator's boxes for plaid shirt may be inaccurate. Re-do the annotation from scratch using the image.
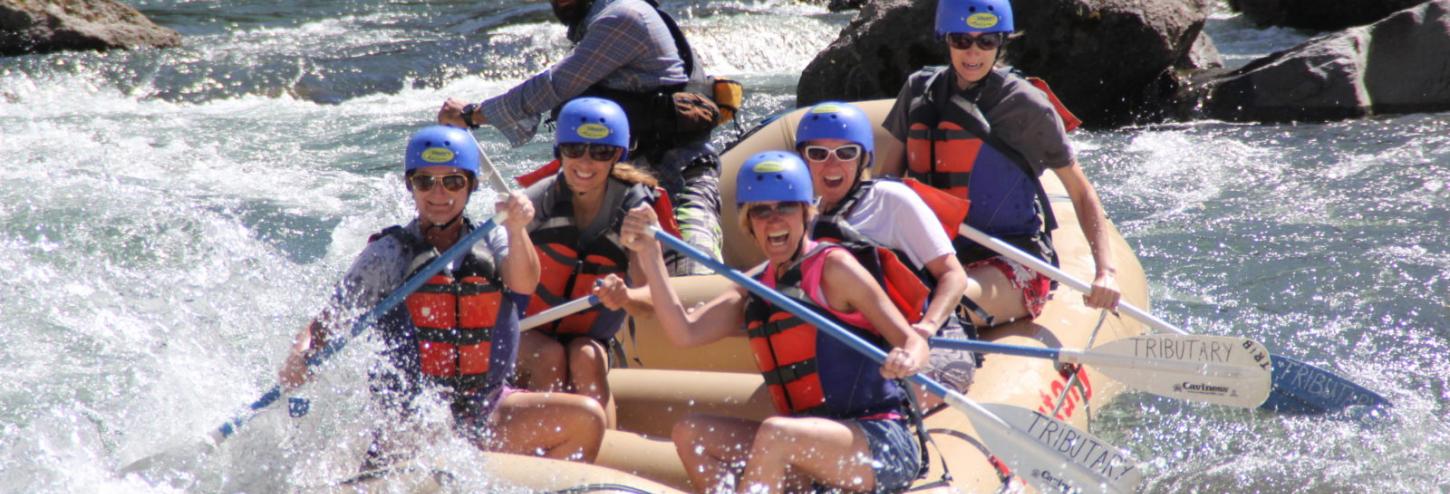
[480,0,689,147]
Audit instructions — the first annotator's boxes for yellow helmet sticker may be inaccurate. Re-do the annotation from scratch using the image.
[810,103,844,115]
[753,160,786,173]
[577,123,610,140]
[421,147,455,163]
[967,12,1000,29]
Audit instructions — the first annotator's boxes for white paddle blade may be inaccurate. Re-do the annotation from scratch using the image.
[118,434,218,477]
[967,402,1143,494]
[1087,334,1274,408]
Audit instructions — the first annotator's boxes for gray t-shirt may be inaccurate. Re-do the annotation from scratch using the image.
[883,67,1075,175]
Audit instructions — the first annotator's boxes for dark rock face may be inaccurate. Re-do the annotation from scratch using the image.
[1199,0,1450,122]
[1228,0,1428,31]
[796,0,1214,128]
[0,0,181,57]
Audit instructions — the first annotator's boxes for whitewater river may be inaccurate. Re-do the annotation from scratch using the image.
[1,0,1445,492]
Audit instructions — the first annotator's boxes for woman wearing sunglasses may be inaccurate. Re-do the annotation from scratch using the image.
[795,101,977,398]
[877,0,1122,327]
[516,97,679,424]
[617,151,929,494]
[278,125,606,470]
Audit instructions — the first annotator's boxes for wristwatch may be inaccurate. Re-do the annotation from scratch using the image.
[461,103,480,129]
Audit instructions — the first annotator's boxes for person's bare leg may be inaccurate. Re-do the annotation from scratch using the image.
[490,391,606,462]
[672,414,760,493]
[962,262,1030,327]
[517,331,567,392]
[567,337,615,428]
[737,416,875,494]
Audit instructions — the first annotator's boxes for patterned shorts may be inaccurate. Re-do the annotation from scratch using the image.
[925,319,977,394]
[967,255,1053,318]
[638,143,723,277]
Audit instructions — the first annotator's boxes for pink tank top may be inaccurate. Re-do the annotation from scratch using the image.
[762,240,872,329]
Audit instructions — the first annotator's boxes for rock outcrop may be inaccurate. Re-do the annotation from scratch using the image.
[1228,0,1429,31]
[0,0,180,57]
[1197,0,1450,122]
[796,0,1214,128]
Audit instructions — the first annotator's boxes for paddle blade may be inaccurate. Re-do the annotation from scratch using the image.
[1086,334,1274,408]
[117,435,218,478]
[974,402,1143,493]
[1259,353,1392,414]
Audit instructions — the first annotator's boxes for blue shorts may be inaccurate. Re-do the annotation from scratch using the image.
[853,418,922,493]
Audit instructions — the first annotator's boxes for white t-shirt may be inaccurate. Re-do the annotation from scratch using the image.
[836,180,956,270]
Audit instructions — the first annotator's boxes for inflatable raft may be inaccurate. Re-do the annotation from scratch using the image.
[336,99,1149,493]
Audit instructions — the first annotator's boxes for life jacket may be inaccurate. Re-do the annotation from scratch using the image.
[521,163,681,339]
[372,223,515,391]
[904,66,1065,266]
[743,243,910,419]
[809,180,933,325]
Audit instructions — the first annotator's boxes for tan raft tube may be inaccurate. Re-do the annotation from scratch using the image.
[338,100,1149,493]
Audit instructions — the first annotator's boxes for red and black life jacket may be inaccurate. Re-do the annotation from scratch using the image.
[373,223,515,391]
[519,162,680,340]
[743,243,911,419]
[903,67,1070,266]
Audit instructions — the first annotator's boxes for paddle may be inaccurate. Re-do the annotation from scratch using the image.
[121,130,517,477]
[930,334,1273,408]
[955,224,1391,414]
[649,227,1143,494]
[520,294,600,331]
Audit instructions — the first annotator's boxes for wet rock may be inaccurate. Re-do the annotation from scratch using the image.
[796,0,1213,128]
[0,0,181,57]
[1198,0,1450,122]
[1228,0,1429,31]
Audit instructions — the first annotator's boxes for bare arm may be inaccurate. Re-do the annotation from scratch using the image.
[279,319,327,390]
[618,205,744,348]
[819,250,929,379]
[1052,161,1121,309]
[497,192,540,295]
[916,253,967,337]
[592,256,657,317]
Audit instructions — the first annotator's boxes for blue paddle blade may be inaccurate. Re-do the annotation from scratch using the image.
[1260,354,1391,414]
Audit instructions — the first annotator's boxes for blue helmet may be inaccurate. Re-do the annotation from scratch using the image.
[405,125,480,176]
[555,97,631,160]
[936,0,1015,36]
[736,151,814,206]
[794,101,876,168]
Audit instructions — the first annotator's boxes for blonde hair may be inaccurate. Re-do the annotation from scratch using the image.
[610,162,658,188]
[736,202,819,239]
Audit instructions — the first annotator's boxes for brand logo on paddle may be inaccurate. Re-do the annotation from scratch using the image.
[577,123,610,140]
[1174,382,1236,397]
[967,13,999,29]
[421,147,455,163]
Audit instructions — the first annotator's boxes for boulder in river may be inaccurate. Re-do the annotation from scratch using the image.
[1228,0,1429,31]
[797,0,1215,128]
[1197,0,1450,122]
[0,0,181,57]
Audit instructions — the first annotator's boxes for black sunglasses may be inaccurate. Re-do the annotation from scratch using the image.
[746,202,806,221]
[409,173,470,192]
[946,33,1005,51]
[559,142,622,161]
